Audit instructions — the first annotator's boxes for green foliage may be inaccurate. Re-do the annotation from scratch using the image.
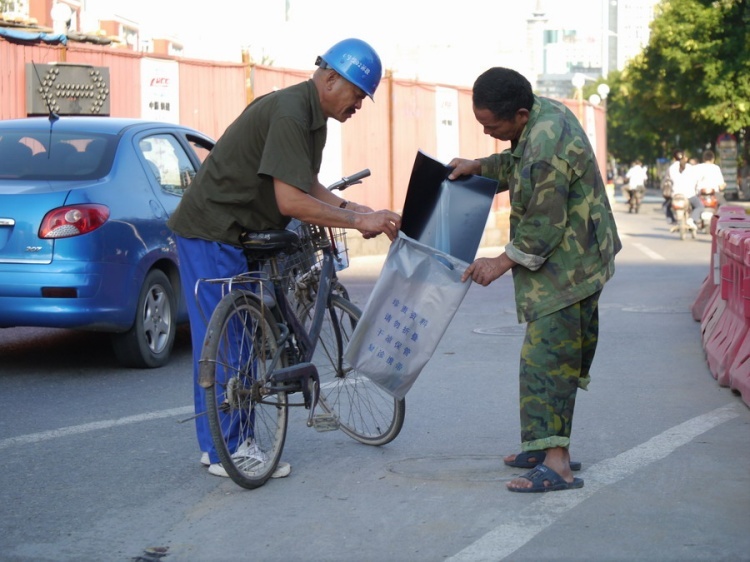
[607,0,750,164]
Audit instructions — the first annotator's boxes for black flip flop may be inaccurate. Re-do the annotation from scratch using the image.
[507,464,584,493]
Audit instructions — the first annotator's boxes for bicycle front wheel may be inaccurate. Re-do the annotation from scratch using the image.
[301,295,405,446]
[201,290,288,489]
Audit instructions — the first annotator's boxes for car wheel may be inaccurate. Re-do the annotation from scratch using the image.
[112,269,177,368]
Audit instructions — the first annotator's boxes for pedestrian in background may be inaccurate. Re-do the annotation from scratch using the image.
[448,67,621,493]
[738,156,750,199]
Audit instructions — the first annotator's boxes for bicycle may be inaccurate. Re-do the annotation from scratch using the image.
[196,170,406,489]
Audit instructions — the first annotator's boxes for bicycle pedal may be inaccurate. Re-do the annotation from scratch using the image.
[311,413,340,432]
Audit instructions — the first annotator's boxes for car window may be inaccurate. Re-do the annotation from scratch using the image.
[139,134,197,196]
[0,132,116,180]
[187,135,212,164]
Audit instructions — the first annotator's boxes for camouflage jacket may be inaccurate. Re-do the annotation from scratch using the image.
[478,95,621,323]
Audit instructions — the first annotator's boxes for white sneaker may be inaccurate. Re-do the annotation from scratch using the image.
[686,218,697,229]
[200,452,210,466]
[207,439,291,479]
[208,461,291,479]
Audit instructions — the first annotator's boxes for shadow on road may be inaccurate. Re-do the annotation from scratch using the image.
[0,325,192,374]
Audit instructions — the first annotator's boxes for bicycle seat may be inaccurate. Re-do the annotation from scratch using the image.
[239,229,302,255]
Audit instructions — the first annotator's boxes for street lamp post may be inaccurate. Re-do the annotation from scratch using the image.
[597,83,610,115]
[595,82,610,170]
[597,83,610,104]
[571,73,586,123]
[588,82,613,205]
[593,83,610,156]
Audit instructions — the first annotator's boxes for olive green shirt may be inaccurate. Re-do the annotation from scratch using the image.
[168,79,327,246]
[479,96,621,323]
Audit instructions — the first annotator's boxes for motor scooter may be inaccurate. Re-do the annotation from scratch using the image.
[697,187,718,233]
[670,193,697,240]
[628,186,645,214]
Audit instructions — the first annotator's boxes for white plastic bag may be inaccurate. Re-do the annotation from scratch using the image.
[344,232,472,399]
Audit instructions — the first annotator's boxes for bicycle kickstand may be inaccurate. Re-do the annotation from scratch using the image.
[271,362,340,432]
[305,367,340,433]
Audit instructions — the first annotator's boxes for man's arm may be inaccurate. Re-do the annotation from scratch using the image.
[447,153,511,193]
[307,177,346,207]
[461,252,515,285]
[509,159,570,269]
[274,178,400,240]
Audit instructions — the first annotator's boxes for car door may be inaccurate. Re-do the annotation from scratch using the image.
[135,130,213,217]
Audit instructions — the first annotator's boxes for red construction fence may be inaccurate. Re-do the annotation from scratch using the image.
[693,206,750,407]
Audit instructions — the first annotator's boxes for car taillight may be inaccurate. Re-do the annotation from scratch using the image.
[39,204,110,239]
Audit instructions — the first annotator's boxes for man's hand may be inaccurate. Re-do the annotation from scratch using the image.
[461,253,515,285]
[346,202,378,238]
[355,209,401,241]
[447,158,482,180]
[274,179,400,240]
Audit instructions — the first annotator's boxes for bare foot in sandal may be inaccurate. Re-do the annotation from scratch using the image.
[507,463,584,493]
[507,447,580,492]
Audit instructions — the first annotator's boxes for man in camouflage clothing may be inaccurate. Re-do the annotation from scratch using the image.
[449,67,621,493]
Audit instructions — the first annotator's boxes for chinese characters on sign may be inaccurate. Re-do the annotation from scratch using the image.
[366,297,431,374]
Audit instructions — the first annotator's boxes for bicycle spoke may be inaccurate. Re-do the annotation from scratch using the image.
[304,295,405,445]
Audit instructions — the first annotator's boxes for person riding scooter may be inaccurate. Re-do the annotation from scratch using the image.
[692,150,726,231]
[663,149,687,224]
[669,156,699,238]
[625,159,648,213]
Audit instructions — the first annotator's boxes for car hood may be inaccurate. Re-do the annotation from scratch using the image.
[0,188,69,264]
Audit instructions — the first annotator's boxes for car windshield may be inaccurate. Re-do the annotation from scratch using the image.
[0,130,118,180]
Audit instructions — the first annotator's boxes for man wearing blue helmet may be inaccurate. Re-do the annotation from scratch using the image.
[168,38,400,481]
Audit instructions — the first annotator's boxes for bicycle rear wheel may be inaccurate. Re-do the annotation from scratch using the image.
[301,295,405,445]
[201,290,288,489]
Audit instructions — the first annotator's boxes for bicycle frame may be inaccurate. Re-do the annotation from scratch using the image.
[278,246,335,364]
[199,170,368,426]
[225,233,345,423]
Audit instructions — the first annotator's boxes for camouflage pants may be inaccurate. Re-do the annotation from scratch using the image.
[519,290,601,451]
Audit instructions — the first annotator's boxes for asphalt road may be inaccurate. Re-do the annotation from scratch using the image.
[1,196,749,562]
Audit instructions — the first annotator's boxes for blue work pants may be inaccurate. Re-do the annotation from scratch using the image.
[175,235,247,464]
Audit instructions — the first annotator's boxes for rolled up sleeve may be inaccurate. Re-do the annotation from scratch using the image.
[509,159,570,271]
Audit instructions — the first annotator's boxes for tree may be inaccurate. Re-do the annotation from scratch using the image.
[607,0,750,164]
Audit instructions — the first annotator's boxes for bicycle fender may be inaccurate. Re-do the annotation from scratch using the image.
[198,330,219,389]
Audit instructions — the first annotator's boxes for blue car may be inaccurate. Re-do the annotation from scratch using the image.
[0,117,215,367]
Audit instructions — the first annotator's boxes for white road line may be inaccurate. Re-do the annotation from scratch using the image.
[0,406,193,451]
[445,403,741,562]
[618,233,665,261]
[632,242,666,261]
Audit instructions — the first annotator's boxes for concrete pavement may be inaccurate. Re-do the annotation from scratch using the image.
[2,195,748,562]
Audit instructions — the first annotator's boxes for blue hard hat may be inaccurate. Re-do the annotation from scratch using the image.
[316,38,382,100]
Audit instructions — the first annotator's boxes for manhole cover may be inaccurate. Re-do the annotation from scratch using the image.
[386,455,509,482]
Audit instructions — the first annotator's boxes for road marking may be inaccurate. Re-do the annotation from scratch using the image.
[0,406,193,451]
[445,403,741,562]
[632,242,665,260]
[619,233,665,261]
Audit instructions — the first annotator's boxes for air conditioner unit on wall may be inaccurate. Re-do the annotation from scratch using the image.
[26,63,110,116]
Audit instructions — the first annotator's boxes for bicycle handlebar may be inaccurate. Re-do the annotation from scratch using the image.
[327,169,371,192]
